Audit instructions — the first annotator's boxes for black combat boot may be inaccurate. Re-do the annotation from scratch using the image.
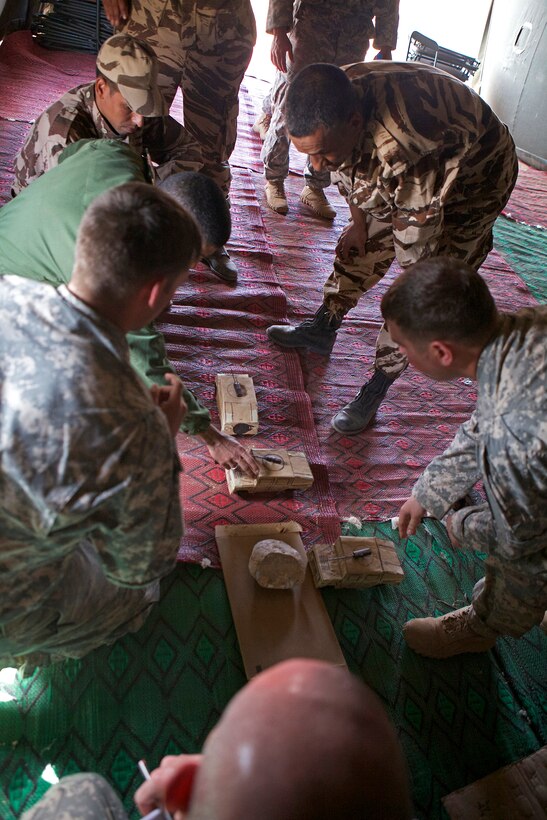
[267,304,344,355]
[331,369,396,434]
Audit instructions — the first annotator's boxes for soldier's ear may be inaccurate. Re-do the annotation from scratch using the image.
[95,76,107,101]
[430,340,454,367]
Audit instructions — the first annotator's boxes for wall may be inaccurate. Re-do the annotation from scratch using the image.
[480,0,546,169]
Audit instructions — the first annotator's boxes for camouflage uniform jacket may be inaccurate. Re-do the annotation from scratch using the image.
[12,81,203,194]
[0,276,182,625]
[266,0,399,49]
[2,139,212,436]
[333,62,517,268]
[413,306,547,563]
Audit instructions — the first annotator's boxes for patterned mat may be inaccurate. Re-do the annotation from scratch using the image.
[502,161,547,230]
[1,521,545,820]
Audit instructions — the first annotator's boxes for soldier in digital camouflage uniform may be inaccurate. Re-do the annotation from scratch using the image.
[380,258,547,658]
[2,138,258,477]
[267,62,519,434]
[12,33,203,195]
[21,774,128,820]
[259,0,399,219]
[102,0,257,282]
[0,183,202,672]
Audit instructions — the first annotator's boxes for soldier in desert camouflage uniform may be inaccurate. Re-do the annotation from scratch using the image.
[267,62,519,434]
[0,183,202,671]
[13,33,203,194]
[102,0,257,282]
[381,258,547,658]
[259,0,399,219]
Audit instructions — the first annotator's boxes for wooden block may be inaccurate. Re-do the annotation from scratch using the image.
[215,373,258,436]
[226,449,314,494]
[442,746,547,819]
[215,521,347,679]
[309,536,404,589]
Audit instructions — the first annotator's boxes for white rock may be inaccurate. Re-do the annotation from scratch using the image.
[248,538,307,589]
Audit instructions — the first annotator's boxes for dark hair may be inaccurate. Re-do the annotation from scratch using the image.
[158,172,231,249]
[381,257,499,345]
[285,63,357,138]
[73,182,202,300]
[95,70,118,94]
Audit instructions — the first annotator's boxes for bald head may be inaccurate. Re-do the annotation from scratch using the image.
[189,659,412,820]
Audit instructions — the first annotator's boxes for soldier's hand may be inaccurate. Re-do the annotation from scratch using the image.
[150,374,187,438]
[200,425,260,477]
[398,496,427,539]
[101,0,131,27]
[336,219,367,262]
[374,47,393,60]
[134,754,202,817]
[271,30,293,72]
[445,515,463,549]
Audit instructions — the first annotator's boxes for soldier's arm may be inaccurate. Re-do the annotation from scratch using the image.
[144,116,204,181]
[270,30,293,72]
[391,151,465,267]
[411,412,482,519]
[13,108,93,194]
[266,0,294,34]
[372,0,399,53]
[95,413,183,588]
[126,324,258,475]
[127,323,212,436]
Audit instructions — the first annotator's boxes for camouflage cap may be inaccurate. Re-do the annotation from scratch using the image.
[96,34,168,117]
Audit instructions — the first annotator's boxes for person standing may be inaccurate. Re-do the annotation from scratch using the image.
[102,0,257,283]
[259,0,399,219]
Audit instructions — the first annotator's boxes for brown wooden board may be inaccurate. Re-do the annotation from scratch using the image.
[215,521,347,679]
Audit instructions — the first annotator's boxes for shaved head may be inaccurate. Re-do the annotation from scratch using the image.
[189,659,412,819]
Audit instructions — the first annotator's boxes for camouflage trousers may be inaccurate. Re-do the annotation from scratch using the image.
[122,0,256,195]
[21,774,127,820]
[451,504,547,639]
[262,5,371,185]
[322,200,508,378]
[0,540,160,672]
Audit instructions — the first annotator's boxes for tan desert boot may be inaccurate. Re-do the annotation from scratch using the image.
[265,179,289,215]
[403,606,497,658]
[300,185,336,219]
